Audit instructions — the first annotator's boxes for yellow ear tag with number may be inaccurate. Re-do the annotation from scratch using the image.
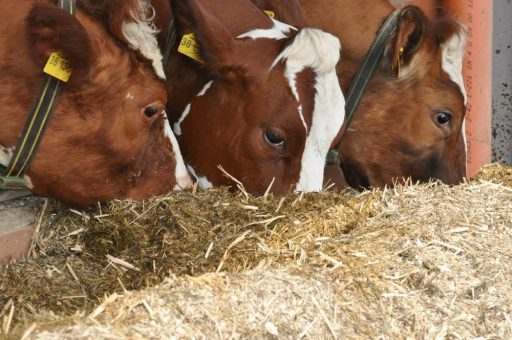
[43,51,72,82]
[264,10,276,18]
[178,33,202,63]
[178,10,274,63]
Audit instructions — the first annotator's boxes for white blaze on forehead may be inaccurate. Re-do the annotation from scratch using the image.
[187,165,213,189]
[237,18,296,41]
[173,81,213,137]
[161,113,192,190]
[298,105,307,132]
[273,30,344,137]
[237,18,306,131]
[122,0,165,79]
[280,69,307,133]
[296,71,345,191]
[273,29,344,192]
[441,31,467,104]
[441,29,468,155]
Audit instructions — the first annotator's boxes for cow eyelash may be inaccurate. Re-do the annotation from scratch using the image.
[264,129,286,149]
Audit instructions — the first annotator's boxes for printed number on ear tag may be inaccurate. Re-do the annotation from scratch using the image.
[44,51,72,82]
[178,33,203,63]
[264,10,275,18]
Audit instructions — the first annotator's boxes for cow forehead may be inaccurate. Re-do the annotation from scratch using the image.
[266,28,344,192]
[121,0,165,79]
[296,67,345,192]
[237,18,296,41]
[249,27,344,192]
[161,112,189,186]
[441,32,467,104]
[439,31,467,155]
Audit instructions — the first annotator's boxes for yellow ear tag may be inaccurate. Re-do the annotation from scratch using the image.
[264,10,276,18]
[43,51,72,82]
[178,33,203,63]
[177,10,274,63]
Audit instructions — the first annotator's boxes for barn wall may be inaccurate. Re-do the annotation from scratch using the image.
[492,1,512,165]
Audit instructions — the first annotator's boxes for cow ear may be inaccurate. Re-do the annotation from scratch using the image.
[253,0,305,28]
[26,4,92,78]
[79,0,165,79]
[174,0,238,72]
[386,6,425,78]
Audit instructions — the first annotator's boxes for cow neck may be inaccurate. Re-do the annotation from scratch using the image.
[326,8,401,165]
[0,0,76,190]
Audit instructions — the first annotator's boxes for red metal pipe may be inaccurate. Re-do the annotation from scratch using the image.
[444,0,493,176]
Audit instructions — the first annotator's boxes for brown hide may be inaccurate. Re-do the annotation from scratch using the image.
[299,0,467,189]
[250,0,305,28]
[154,0,344,195]
[0,0,191,207]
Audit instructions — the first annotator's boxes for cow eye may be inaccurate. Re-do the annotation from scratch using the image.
[141,102,165,122]
[264,129,286,149]
[435,111,453,126]
[144,106,160,118]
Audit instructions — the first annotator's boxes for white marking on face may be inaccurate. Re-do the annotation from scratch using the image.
[441,31,467,104]
[0,145,13,167]
[237,18,296,41]
[187,165,213,189]
[462,118,467,154]
[161,112,192,190]
[126,92,134,100]
[173,81,213,137]
[272,29,344,192]
[173,104,191,137]
[122,0,166,79]
[441,29,468,155]
[280,71,307,133]
[298,105,307,132]
[197,81,213,96]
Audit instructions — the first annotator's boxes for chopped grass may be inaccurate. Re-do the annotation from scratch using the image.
[2,163,511,338]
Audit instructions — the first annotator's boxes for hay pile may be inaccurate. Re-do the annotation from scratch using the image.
[1,164,512,338]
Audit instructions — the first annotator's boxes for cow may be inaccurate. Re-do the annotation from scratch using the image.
[152,0,346,196]
[296,0,467,189]
[0,0,192,208]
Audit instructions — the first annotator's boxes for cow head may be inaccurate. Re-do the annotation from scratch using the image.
[0,0,191,207]
[167,0,344,196]
[339,5,467,189]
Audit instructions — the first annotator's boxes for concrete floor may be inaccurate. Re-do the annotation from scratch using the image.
[0,194,41,264]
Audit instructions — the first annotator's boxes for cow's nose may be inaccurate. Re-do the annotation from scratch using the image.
[174,173,193,190]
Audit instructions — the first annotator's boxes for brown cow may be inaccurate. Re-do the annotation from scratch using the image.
[0,0,192,208]
[297,0,467,189]
[153,0,345,195]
